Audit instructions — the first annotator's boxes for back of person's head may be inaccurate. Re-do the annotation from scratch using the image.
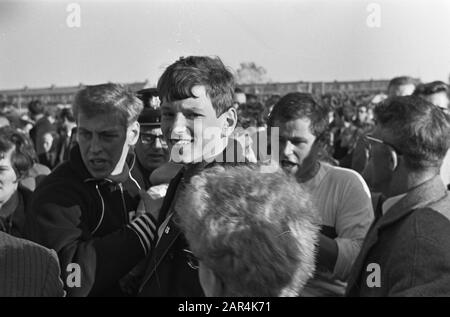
[413,81,448,96]
[27,100,44,117]
[268,92,329,137]
[157,56,235,117]
[413,81,449,110]
[176,165,319,297]
[59,108,75,123]
[374,96,450,171]
[73,83,143,128]
[0,126,35,180]
[387,76,416,97]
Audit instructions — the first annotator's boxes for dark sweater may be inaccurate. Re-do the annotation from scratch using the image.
[24,145,158,296]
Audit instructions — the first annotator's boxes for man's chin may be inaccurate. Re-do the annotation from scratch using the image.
[169,146,205,164]
[87,167,111,179]
[281,165,298,176]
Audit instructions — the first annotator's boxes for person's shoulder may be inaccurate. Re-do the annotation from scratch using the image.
[321,163,371,196]
[406,207,450,238]
[30,163,51,176]
[0,231,56,261]
[322,163,365,184]
[33,161,88,200]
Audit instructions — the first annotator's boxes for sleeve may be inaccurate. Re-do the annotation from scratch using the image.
[25,185,157,297]
[388,210,450,296]
[333,170,374,281]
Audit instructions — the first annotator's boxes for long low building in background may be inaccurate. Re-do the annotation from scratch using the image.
[238,79,393,98]
[0,78,410,109]
[0,81,149,110]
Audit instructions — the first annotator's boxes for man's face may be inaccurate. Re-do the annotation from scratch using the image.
[0,148,19,205]
[161,85,235,164]
[135,126,169,172]
[425,92,449,111]
[357,106,368,123]
[42,132,54,153]
[77,112,138,179]
[362,127,395,193]
[275,117,319,179]
[388,84,416,97]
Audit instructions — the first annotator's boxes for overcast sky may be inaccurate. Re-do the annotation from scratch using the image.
[1,0,450,89]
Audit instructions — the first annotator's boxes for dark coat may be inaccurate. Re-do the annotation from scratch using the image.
[24,145,149,296]
[0,185,33,238]
[346,176,450,296]
[0,231,65,297]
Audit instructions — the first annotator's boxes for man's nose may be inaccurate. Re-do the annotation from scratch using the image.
[152,137,163,150]
[171,113,188,136]
[89,134,102,154]
[282,140,294,157]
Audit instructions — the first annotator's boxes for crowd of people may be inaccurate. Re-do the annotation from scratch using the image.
[1,55,450,297]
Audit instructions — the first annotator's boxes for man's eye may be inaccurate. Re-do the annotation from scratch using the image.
[102,135,117,140]
[78,131,91,139]
[186,113,202,119]
[292,141,305,146]
[162,112,174,118]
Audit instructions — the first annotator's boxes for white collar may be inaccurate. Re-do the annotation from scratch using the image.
[382,193,407,215]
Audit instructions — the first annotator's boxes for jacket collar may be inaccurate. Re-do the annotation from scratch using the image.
[347,175,448,293]
[377,175,447,230]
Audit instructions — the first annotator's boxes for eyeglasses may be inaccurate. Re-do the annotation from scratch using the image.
[183,249,199,270]
[140,133,167,146]
[364,135,403,156]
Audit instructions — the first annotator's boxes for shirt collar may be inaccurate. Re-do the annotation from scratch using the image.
[382,193,407,215]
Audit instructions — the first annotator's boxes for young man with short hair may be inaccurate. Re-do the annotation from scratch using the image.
[268,92,374,296]
[137,56,248,297]
[25,83,158,296]
[347,96,450,296]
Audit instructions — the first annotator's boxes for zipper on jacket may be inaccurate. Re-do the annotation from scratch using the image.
[118,183,129,224]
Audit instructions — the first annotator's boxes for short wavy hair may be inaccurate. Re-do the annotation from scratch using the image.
[157,56,235,117]
[374,96,450,170]
[175,165,319,297]
[268,92,329,137]
[0,126,35,179]
[73,83,143,128]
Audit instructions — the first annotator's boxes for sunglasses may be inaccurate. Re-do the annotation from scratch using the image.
[364,135,403,155]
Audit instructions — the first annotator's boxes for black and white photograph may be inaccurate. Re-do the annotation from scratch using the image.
[1,0,450,301]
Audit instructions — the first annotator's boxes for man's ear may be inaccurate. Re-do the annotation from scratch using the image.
[388,148,399,171]
[128,121,140,146]
[220,107,237,138]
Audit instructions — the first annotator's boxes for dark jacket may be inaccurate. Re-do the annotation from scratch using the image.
[137,140,250,297]
[0,185,33,238]
[346,176,450,296]
[38,151,59,170]
[25,145,158,296]
[0,231,65,297]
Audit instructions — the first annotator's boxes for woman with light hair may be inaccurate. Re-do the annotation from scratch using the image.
[175,165,320,297]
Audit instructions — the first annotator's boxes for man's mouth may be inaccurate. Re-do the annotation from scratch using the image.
[89,159,108,169]
[170,139,193,146]
[281,159,298,169]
